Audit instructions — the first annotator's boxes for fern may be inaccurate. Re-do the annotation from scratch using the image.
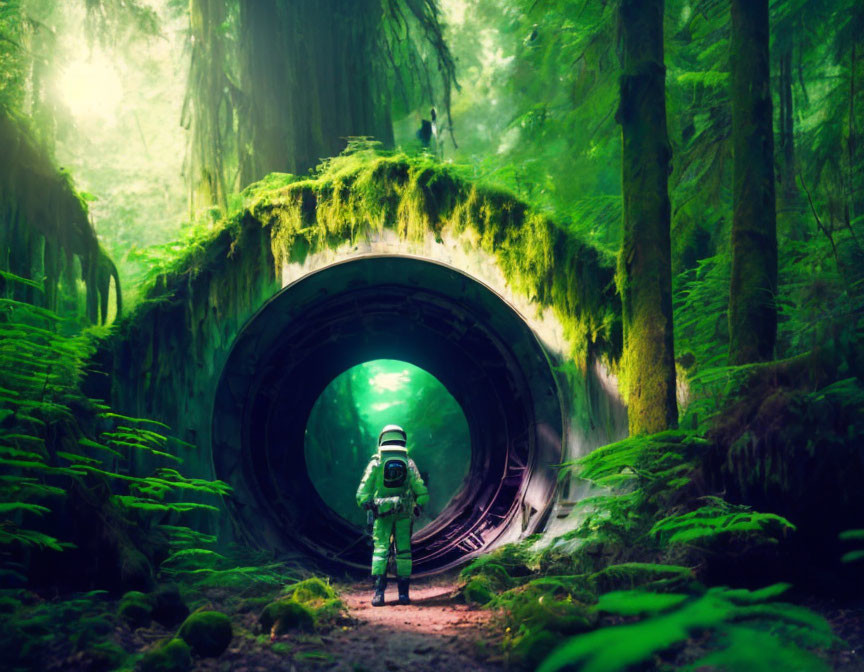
[538,584,839,672]
[651,497,796,547]
[157,524,217,550]
[839,529,864,564]
[0,277,230,566]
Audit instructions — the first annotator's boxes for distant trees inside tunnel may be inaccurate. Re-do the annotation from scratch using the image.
[304,360,470,529]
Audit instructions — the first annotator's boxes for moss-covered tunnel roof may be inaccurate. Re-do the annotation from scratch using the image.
[125,149,622,366]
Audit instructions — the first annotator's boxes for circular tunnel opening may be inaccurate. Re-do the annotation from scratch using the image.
[304,358,471,530]
[212,255,563,575]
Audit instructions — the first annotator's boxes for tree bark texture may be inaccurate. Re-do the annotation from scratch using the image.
[615,0,678,435]
[728,0,778,364]
[185,0,230,215]
[238,0,395,184]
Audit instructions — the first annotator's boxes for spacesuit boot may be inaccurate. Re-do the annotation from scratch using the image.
[397,578,410,605]
[372,575,387,607]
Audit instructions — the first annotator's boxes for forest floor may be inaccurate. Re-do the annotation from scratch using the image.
[189,573,503,672]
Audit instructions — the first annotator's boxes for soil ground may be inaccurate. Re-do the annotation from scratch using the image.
[195,574,504,672]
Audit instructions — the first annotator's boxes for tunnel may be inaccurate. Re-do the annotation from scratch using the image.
[211,255,564,575]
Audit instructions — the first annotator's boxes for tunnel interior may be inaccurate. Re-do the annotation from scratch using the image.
[303,358,473,530]
[211,256,563,575]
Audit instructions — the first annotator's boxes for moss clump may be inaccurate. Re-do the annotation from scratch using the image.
[276,577,343,626]
[312,598,344,624]
[282,577,336,604]
[259,600,315,635]
[118,591,154,628]
[463,576,496,606]
[138,638,192,672]
[151,584,188,627]
[494,578,595,670]
[177,611,232,657]
[494,578,595,635]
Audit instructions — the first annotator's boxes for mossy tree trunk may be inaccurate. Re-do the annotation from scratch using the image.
[615,0,678,435]
[728,0,778,364]
[184,0,232,217]
[237,0,395,183]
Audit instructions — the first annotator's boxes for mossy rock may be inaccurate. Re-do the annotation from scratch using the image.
[462,576,495,606]
[138,638,192,672]
[177,611,232,657]
[118,591,154,628]
[283,577,337,604]
[259,600,315,635]
[151,584,188,627]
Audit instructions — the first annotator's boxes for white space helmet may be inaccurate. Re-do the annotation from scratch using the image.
[378,424,407,448]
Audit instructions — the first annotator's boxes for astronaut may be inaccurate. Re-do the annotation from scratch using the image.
[356,424,429,606]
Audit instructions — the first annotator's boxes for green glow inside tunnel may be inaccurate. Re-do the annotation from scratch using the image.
[304,359,472,529]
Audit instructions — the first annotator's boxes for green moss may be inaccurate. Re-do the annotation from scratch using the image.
[282,577,336,604]
[177,610,232,657]
[113,149,621,418]
[495,577,596,669]
[312,598,344,624]
[118,591,154,628]
[463,576,496,606]
[138,638,192,672]
[258,600,315,635]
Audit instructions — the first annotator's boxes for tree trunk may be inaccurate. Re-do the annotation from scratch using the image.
[777,45,805,240]
[728,0,778,364]
[185,0,230,216]
[237,0,395,184]
[778,49,795,201]
[615,0,678,435]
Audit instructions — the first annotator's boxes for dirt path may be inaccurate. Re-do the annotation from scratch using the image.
[312,576,503,672]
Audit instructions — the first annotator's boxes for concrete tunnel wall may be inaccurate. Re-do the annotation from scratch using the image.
[106,224,627,576]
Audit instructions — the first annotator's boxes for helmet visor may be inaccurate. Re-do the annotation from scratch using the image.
[379,429,406,446]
